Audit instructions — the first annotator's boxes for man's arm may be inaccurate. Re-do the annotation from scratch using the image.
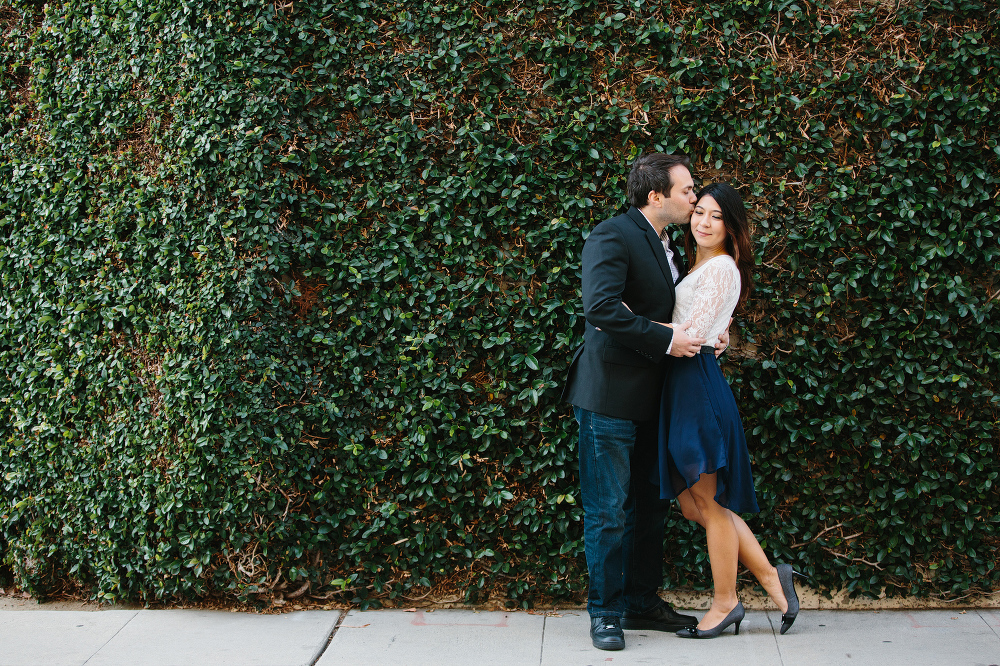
[665,322,705,357]
[606,303,705,357]
[582,224,679,357]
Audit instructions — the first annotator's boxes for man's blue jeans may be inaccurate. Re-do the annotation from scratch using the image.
[575,406,670,618]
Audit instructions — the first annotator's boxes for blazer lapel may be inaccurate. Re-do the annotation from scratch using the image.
[626,207,676,297]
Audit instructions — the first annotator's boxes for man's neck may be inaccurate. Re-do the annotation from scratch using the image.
[636,207,667,236]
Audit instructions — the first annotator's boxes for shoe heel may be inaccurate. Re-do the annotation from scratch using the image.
[734,619,741,636]
[793,570,809,580]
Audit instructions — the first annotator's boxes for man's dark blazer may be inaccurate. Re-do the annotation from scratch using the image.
[562,206,686,422]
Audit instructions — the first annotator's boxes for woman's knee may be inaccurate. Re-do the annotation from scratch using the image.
[678,498,702,523]
[688,474,719,507]
[688,486,720,515]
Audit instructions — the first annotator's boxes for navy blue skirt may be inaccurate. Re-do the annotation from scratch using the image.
[656,352,760,514]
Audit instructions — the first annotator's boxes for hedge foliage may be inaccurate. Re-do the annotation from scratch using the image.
[1,0,998,607]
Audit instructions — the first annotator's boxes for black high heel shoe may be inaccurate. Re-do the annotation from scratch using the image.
[676,602,745,639]
[777,563,808,635]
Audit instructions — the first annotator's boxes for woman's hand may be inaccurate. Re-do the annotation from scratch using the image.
[714,318,733,357]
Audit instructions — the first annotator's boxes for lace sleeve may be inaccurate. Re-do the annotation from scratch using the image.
[684,260,740,339]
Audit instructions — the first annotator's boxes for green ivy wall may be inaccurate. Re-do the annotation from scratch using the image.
[1,0,998,607]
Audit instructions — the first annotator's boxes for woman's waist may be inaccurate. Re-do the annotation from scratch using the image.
[669,324,723,348]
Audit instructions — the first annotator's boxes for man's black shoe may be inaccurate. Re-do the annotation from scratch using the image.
[590,616,625,650]
[621,601,697,632]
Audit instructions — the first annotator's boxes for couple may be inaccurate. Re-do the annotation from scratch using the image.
[562,153,804,650]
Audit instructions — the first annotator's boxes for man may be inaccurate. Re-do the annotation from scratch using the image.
[563,153,726,651]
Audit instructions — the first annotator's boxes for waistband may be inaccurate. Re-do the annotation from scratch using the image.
[700,345,716,356]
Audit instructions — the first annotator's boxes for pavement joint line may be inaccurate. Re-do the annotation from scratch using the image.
[765,610,787,666]
[80,609,140,666]
[537,613,546,666]
[977,609,1000,642]
[309,609,347,666]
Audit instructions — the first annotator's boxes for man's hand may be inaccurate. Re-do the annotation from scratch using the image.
[715,318,733,358]
[664,321,706,357]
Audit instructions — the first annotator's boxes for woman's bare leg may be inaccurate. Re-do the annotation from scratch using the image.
[727,511,787,613]
[678,489,788,614]
[688,473,739,629]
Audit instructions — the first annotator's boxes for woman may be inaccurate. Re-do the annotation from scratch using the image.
[658,182,805,638]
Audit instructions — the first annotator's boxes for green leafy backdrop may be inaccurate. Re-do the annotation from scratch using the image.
[1,0,997,607]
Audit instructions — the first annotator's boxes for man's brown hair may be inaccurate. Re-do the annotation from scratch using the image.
[626,153,692,209]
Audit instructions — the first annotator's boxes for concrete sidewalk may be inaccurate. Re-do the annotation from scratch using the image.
[1,607,999,666]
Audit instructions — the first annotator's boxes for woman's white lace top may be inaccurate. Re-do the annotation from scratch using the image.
[672,255,741,347]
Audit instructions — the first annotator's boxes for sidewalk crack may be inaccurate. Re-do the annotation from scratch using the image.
[309,609,348,666]
[977,609,1000,642]
[766,610,786,666]
[538,613,546,666]
[81,610,140,666]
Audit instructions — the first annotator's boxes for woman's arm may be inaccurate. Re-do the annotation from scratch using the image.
[684,261,740,341]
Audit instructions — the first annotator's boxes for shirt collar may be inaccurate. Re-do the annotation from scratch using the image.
[638,209,670,242]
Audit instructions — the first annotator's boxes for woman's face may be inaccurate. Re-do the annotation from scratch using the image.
[691,195,727,253]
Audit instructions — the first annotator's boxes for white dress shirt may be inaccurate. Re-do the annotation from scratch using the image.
[636,210,681,284]
[636,210,680,355]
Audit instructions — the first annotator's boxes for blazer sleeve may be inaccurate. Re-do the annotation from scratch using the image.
[582,223,674,357]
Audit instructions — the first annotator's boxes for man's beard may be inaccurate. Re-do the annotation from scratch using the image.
[666,210,692,227]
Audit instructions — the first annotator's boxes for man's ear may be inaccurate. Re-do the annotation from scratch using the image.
[647,190,660,207]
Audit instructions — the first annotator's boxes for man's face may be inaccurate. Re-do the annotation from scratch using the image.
[660,165,697,226]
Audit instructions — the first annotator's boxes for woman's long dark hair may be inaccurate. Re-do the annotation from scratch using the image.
[683,182,754,310]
